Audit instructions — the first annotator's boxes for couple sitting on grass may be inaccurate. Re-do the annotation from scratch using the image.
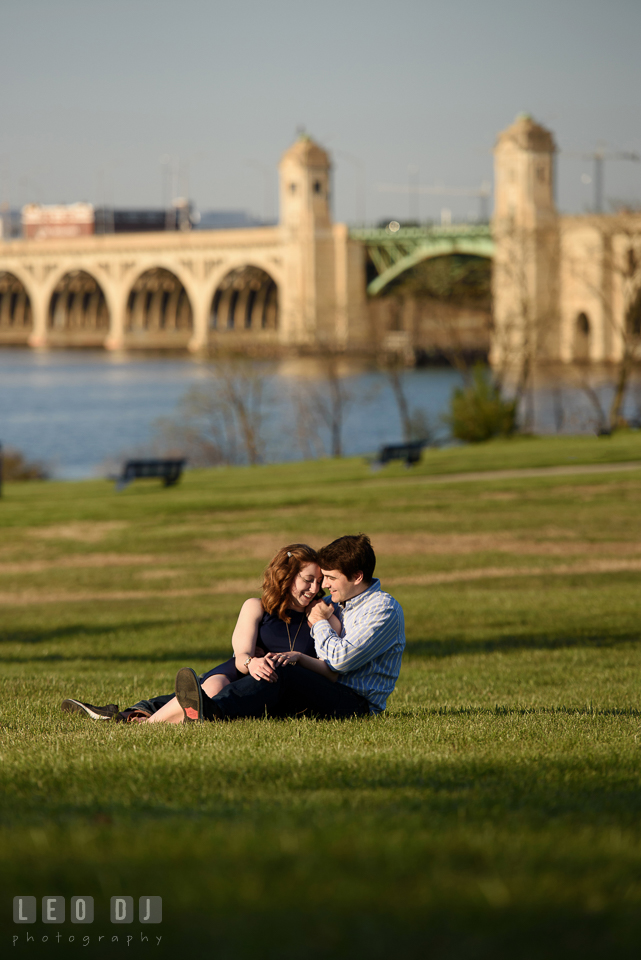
[62,534,406,724]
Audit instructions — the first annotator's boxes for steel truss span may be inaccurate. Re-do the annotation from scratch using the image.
[349,225,494,295]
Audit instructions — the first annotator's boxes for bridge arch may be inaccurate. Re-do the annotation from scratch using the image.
[628,288,641,338]
[0,271,33,342]
[47,270,109,343]
[209,265,278,334]
[573,311,591,361]
[367,238,494,296]
[125,267,193,346]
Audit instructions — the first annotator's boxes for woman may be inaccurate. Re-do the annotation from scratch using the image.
[61,543,340,724]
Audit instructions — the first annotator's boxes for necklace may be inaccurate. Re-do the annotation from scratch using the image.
[286,614,304,652]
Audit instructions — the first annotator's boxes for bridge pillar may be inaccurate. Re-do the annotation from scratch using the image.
[27,283,50,348]
[188,287,211,353]
[491,114,559,377]
[279,135,337,346]
[104,289,127,351]
[333,223,367,348]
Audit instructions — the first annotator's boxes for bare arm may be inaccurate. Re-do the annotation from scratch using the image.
[231,598,277,682]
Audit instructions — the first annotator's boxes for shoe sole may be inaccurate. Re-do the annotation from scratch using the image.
[175,668,203,723]
[61,699,115,720]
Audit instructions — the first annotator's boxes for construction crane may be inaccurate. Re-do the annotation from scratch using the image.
[563,146,640,213]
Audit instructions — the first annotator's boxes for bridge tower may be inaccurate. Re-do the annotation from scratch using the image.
[491,114,560,375]
[278,134,339,344]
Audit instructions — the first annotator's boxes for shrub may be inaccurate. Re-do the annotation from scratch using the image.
[1,447,49,481]
[447,365,517,443]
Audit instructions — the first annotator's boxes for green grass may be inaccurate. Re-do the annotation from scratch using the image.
[2,434,641,959]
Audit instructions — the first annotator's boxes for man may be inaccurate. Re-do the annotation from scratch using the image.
[174,534,405,722]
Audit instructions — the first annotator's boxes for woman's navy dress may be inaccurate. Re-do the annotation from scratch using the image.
[124,608,315,717]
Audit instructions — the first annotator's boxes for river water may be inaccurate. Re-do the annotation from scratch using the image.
[0,349,463,478]
[0,349,638,479]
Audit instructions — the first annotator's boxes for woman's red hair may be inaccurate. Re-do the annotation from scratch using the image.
[262,543,321,623]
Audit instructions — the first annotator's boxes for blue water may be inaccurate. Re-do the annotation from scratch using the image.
[0,350,462,479]
[1,349,638,479]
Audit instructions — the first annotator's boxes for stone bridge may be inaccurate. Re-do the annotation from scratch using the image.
[0,134,497,355]
[5,117,636,366]
[0,136,368,353]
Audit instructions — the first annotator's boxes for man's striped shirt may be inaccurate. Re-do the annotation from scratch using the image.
[311,578,405,714]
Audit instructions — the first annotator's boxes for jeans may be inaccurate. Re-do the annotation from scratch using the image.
[123,664,238,718]
[209,664,370,720]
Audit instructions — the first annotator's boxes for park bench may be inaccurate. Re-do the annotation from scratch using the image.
[372,441,426,469]
[114,458,186,491]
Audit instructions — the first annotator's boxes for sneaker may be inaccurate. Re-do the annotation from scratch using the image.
[175,668,203,723]
[61,699,120,720]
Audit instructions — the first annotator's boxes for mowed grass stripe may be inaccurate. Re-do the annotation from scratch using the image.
[1,558,641,605]
[2,435,641,959]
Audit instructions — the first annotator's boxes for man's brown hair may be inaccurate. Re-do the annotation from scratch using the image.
[318,534,376,583]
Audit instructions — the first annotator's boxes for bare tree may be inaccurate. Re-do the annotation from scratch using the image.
[319,363,351,457]
[290,353,355,459]
[374,255,492,384]
[290,382,327,460]
[565,216,641,431]
[491,220,560,431]
[154,359,268,466]
[608,240,641,428]
[384,355,433,443]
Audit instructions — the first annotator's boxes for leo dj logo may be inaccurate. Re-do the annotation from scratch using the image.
[13,896,161,923]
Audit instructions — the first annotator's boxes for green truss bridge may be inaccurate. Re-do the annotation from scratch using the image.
[349,224,494,296]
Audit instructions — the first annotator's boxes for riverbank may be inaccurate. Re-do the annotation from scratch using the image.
[2,347,641,480]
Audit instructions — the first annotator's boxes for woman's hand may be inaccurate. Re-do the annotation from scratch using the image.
[248,653,278,682]
[270,651,301,666]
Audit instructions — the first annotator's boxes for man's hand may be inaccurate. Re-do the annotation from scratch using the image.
[308,601,334,626]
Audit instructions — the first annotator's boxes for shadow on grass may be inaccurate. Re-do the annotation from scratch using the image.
[0,649,227,665]
[2,608,641,671]
[0,617,229,665]
[3,628,641,666]
[393,704,641,719]
[5,903,640,960]
[4,751,641,826]
[0,615,215,645]
[405,630,641,659]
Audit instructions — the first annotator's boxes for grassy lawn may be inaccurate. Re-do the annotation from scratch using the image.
[2,434,641,959]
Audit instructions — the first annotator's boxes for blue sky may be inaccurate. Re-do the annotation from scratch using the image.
[2,0,640,223]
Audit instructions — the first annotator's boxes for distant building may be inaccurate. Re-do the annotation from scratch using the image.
[94,204,192,234]
[195,210,267,230]
[0,207,20,240]
[22,203,95,240]
[19,203,271,238]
